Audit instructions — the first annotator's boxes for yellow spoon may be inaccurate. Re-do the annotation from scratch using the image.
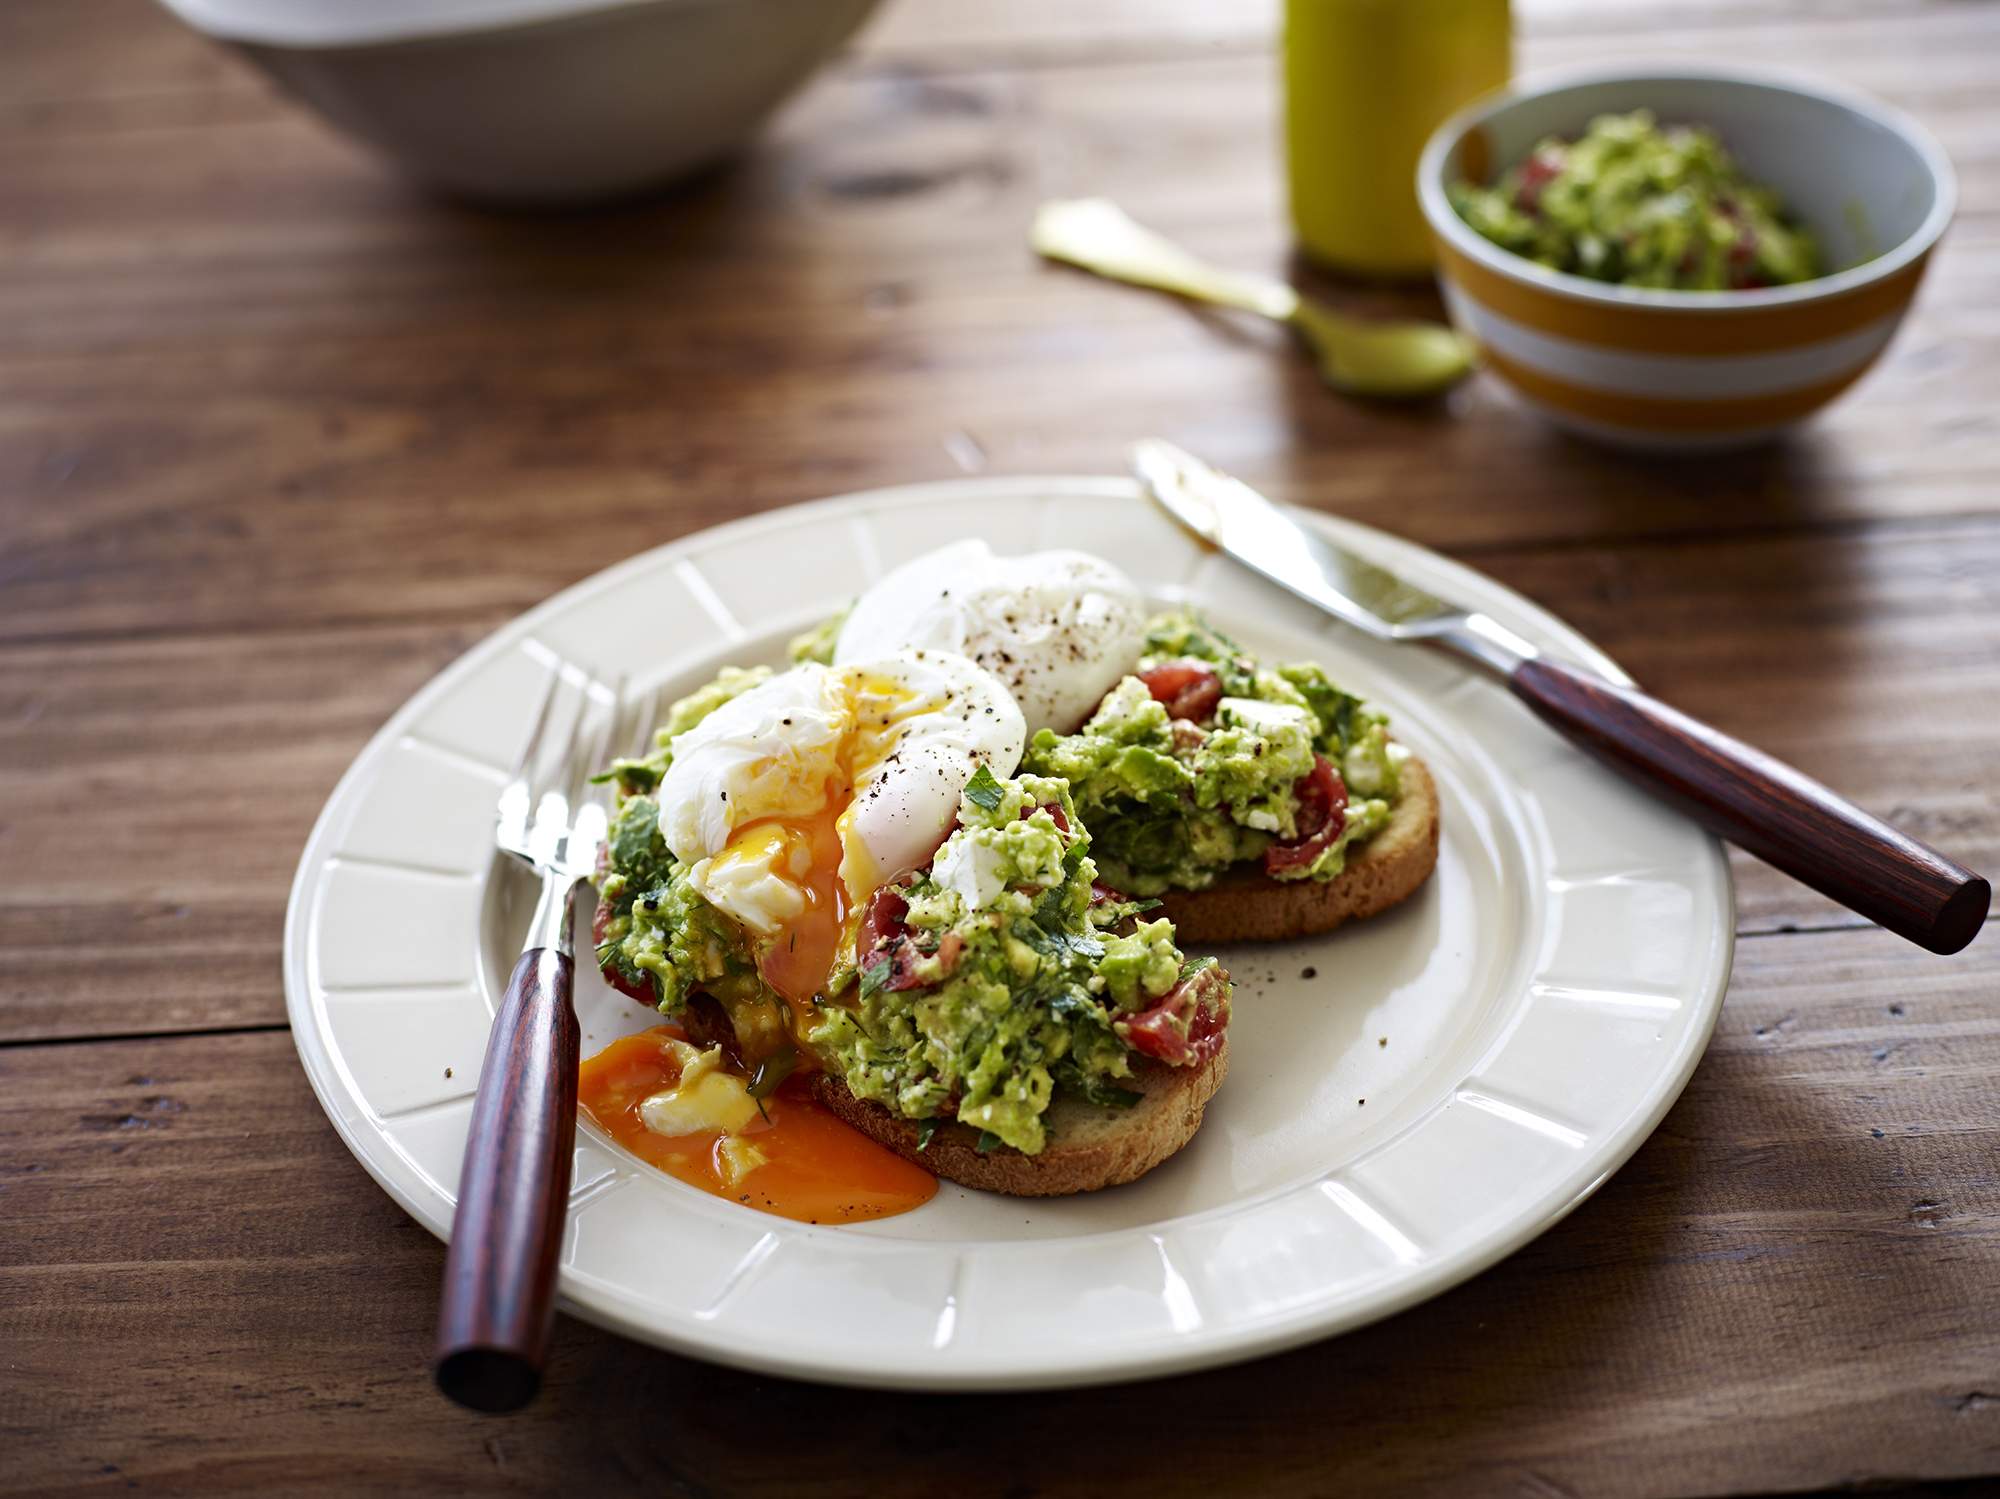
[1030,197,1474,398]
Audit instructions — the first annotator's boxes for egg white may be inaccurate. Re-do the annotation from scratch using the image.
[655,649,1025,936]
[833,540,1148,736]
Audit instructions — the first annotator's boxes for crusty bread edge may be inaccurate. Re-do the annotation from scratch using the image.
[808,1038,1229,1198]
[1156,755,1440,945]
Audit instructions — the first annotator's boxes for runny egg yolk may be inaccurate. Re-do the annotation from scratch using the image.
[737,795,851,1019]
[693,669,917,1016]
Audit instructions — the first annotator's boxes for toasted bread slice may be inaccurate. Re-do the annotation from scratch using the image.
[809,1038,1228,1197]
[1156,755,1440,945]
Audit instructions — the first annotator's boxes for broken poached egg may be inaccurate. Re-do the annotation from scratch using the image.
[655,647,1025,1005]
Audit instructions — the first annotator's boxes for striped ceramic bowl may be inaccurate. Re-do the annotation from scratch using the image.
[1417,63,1956,451]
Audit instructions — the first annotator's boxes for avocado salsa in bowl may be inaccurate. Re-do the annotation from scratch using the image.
[1416,62,1957,450]
[1448,109,1820,293]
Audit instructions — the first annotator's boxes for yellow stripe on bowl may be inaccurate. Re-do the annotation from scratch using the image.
[1441,284,1907,401]
[1480,348,1871,434]
[1435,241,1929,356]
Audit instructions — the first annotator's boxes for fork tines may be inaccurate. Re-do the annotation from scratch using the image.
[499,657,658,873]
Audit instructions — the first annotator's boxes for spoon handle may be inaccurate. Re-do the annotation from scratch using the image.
[1032,198,1297,320]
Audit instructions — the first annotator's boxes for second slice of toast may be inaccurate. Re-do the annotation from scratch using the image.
[1156,756,1440,944]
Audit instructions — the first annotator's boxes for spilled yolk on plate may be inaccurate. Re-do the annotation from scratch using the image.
[578,1025,939,1224]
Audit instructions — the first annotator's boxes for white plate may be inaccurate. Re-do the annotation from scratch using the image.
[285,476,1734,1390]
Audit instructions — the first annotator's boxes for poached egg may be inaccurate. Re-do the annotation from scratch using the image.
[655,647,1025,1003]
[834,540,1147,736]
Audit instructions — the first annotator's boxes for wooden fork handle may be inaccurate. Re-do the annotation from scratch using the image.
[1511,656,1990,955]
[435,945,580,1411]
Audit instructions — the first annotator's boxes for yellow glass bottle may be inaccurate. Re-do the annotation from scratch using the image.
[1286,0,1511,277]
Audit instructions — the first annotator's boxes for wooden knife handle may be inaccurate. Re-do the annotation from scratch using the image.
[435,946,580,1411]
[1510,656,1990,955]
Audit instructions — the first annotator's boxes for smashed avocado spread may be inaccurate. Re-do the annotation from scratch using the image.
[593,670,1228,1158]
[1021,612,1405,896]
[1449,109,1820,291]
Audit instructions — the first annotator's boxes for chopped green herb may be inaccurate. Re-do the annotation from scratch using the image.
[747,1043,798,1100]
[963,763,1006,812]
[1333,697,1357,753]
[609,796,662,868]
[975,1130,1004,1154]
[916,1119,939,1151]
[859,955,892,1000]
[1053,1056,1142,1108]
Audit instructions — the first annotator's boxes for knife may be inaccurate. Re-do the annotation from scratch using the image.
[1131,439,1991,956]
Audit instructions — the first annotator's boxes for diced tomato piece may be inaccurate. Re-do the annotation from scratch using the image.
[1118,962,1230,1067]
[1022,801,1070,834]
[857,884,909,958]
[1180,971,1229,1066]
[1513,151,1563,212]
[1262,754,1347,877]
[1119,1006,1187,1063]
[857,883,949,993]
[1138,659,1224,723]
[1088,881,1129,906]
[880,944,931,992]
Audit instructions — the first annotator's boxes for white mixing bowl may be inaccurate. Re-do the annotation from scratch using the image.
[157,0,884,206]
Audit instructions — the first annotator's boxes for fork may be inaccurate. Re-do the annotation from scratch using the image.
[434,658,634,1412]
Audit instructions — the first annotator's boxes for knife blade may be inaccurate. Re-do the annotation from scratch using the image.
[1130,439,1991,956]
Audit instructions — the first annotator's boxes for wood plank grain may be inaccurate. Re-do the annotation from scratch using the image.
[1505,653,1989,952]
[1471,520,2000,934]
[0,620,505,1042]
[0,900,289,1043]
[4,5,1998,645]
[0,0,274,119]
[4,927,1998,1497]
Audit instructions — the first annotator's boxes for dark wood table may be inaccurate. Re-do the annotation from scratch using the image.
[5,0,1998,1493]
